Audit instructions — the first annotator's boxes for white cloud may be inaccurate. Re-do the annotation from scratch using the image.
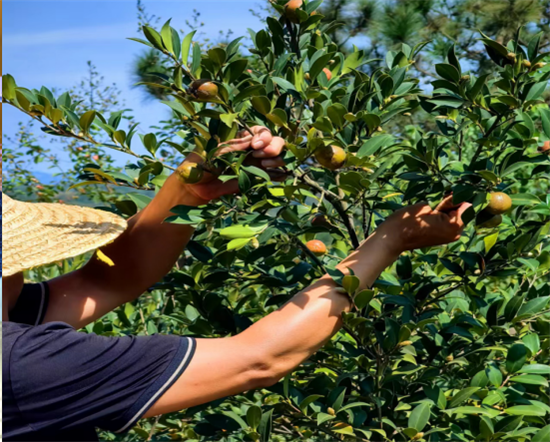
[3,22,136,47]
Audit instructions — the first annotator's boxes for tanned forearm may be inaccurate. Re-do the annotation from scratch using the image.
[77,174,207,299]
[236,231,401,379]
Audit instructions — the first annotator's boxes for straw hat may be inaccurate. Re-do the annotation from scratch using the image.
[2,193,127,277]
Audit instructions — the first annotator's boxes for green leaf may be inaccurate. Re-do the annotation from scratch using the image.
[246,406,262,430]
[357,135,394,158]
[518,364,550,375]
[467,74,489,101]
[354,289,374,309]
[510,193,541,206]
[445,407,500,418]
[486,364,503,387]
[2,74,17,101]
[435,64,460,83]
[271,77,296,92]
[517,296,550,317]
[227,238,252,251]
[541,108,550,138]
[506,344,528,374]
[191,42,202,76]
[79,110,96,134]
[533,425,550,442]
[522,334,541,356]
[449,387,481,408]
[220,113,238,128]
[408,403,431,432]
[251,96,272,115]
[317,412,336,425]
[160,19,174,55]
[342,275,360,295]
[219,225,266,239]
[528,31,543,61]
[299,394,324,413]
[181,30,197,66]
[504,406,547,417]
[510,375,549,387]
[142,26,164,50]
[484,232,499,253]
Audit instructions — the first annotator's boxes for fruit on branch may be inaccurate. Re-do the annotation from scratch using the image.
[538,140,550,154]
[327,407,336,416]
[445,355,454,362]
[476,212,502,229]
[314,145,347,170]
[306,239,327,256]
[487,192,512,215]
[412,433,424,440]
[188,80,219,102]
[322,68,332,81]
[506,52,516,61]
[460,75,470,82]
[176,162,204,184]
[311,213,330,227]
[284,0,303,23]
[533,62,546,70]
[522,60,532,69]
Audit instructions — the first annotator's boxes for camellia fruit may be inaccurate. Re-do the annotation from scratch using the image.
[538,140,550,154]
[322,68,332,81]
[188,80,218,101]
[477,214,503,229]
[315,145,347,170]
[306,239,327,256]
[311,214,330,228]
[284,0,303,23]
[522,60,532,69]
[176,162,204,184]
[487,192,512,215]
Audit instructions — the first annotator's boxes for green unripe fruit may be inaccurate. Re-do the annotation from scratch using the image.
[176,162,204,184]
[327,407,336,416]
[506,52,516,60]
[445,355,454,362]
[476,212,503,228]
[314,145,347,170]
[522,60,532,69]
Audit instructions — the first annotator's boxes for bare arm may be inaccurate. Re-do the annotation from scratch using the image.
[44,128,285,329]
[144,197,471,416]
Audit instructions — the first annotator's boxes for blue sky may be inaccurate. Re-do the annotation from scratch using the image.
[2,0,265,173]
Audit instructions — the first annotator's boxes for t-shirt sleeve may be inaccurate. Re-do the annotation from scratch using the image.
[9,322,196,434]
[9,282,49,326]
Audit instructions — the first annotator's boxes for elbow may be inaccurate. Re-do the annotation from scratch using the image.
[245,355,291,390]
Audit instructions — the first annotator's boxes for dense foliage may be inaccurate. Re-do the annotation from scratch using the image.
[3,0,550,441]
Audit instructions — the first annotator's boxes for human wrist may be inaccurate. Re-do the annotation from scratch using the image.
[371,222,405,256]
[167,173,211,207]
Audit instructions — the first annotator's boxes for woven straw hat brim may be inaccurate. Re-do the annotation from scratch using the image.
[2,194,127,277]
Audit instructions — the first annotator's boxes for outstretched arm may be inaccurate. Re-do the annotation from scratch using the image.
[144,197,471,416]
[44,128,285,329]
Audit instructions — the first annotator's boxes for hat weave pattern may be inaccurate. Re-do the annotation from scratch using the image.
[2,193,127,277]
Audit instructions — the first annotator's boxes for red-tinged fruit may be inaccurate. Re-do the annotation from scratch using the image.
[284,0,303,23]
[322,68,332,81]
[538,140,550,154]
[306,239,327,256]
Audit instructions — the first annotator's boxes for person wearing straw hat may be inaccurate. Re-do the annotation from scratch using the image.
[3,126,471,442]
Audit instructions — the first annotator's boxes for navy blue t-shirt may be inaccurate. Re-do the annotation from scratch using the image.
[3,282,196,441]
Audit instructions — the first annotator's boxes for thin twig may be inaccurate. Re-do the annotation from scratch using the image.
[299,172,361,249]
